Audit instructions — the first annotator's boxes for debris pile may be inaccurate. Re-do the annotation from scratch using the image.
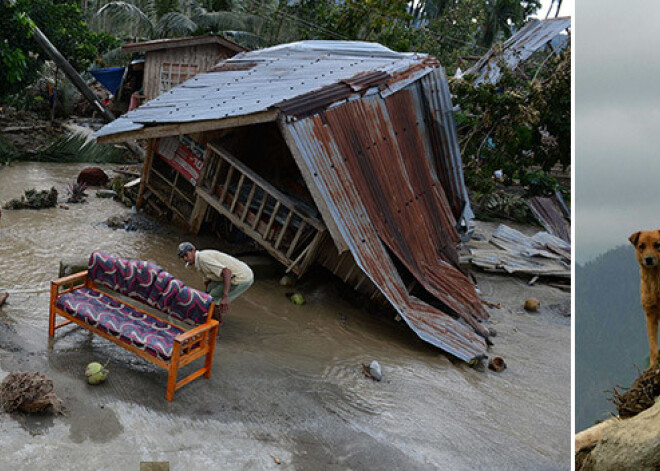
[3,187,58,210]
[469,224,570,278]
[0,371,63,414]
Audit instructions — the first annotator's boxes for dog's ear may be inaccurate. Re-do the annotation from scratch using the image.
[629,231,641,246]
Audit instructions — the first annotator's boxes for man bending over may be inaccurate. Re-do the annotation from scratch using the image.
[177,242,253,321]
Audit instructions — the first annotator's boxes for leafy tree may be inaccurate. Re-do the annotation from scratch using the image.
[0,0,117,98]
[451,45,570,197]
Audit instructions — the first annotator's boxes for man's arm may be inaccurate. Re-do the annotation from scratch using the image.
[219,267,232,314]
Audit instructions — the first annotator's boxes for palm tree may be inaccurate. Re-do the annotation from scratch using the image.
[91,0,258,41]
[479,0,540,47]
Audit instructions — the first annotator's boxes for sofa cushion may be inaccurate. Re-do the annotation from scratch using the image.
[88,250,122,292]
[146,271,179,312]
[122,261,162,305]
[170,284,213,325]
[56,287,185,360]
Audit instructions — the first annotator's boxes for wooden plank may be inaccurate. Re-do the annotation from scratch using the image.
[197,146,215,191]
[299,231,326,274]
[96,110,280,144]
[189,196,209,235]
[229,174,246,213]
[274,210,293,249]
[285,243,312,274]
[241,183,257,223]
[137,138,155,210]
[286,221,307,258]
[168,171,180,205]
[252,193,268,231]
[264,201,281,241]
[209,155,224,192]
[218,166,235,204]
[151,166,195,205]
[208,142,325,231]
[145,183,188,221]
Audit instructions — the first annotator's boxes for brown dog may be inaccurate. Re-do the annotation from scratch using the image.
[630,230,660,367]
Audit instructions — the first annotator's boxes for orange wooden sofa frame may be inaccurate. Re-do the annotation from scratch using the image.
[48,271,220,401]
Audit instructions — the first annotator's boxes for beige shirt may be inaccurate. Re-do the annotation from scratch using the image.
[194,250,253,285]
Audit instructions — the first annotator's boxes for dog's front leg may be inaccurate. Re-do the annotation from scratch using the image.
[645,306,660,367]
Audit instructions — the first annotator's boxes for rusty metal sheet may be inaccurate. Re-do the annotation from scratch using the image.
[287,89,489,361]
[466,17,571,85]
[528,195,571,243]
[421,68,473,223]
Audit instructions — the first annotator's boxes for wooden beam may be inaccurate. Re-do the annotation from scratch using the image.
[241,183,257,223]
[229,174,246,213]
[136,138,155,210]
[274,211,293,250]
[96,110,280,144]
[264,201,281,240]
[252,193,268,231]
[286,221,307,258]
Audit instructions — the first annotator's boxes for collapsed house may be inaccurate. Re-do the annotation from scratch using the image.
[94,40,490,362]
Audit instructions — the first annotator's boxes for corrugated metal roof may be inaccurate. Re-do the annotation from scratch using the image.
[466,17,571,85]
[286,86,489,362]
[94,41,434,140]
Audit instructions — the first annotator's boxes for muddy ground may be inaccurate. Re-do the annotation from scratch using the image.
[0,162,570,470]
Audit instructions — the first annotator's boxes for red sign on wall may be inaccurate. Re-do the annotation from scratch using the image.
[154,136,205,185]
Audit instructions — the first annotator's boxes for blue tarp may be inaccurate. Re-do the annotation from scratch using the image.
[90,67,125,95]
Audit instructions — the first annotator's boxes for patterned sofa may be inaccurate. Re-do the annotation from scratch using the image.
[48,250,219,401]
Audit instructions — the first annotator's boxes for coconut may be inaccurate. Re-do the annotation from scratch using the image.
[289,293,305,305]
[85,362,109,385]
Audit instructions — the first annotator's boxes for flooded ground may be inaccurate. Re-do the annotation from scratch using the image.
[0,162,570,470]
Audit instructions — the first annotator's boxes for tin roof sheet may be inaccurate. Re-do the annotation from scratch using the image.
[467,17,571,85]
[286,87,489,361]
[95,40,433,140]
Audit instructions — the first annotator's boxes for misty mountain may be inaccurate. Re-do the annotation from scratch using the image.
[576,244,648,432]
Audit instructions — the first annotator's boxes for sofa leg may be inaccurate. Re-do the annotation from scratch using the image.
[167,344,182,401]
[204,325,219,379]
[48,284,57,337]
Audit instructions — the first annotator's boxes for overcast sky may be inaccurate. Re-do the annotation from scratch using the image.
[575,0,660,264]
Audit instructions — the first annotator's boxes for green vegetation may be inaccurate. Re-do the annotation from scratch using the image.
[0,1,118,99]
[0,134,138,165]
[452,45,570,201]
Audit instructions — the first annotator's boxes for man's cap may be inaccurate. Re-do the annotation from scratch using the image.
[177,242,195,258]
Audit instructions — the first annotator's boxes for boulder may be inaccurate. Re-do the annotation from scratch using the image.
[77,167,109,186]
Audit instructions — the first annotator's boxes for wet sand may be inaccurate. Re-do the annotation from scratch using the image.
[0,162,570,470]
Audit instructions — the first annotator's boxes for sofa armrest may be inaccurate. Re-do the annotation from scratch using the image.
[52,270,88,287]
[174,320,220,344]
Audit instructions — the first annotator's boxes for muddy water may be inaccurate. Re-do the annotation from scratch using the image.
[0,162,571,470]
